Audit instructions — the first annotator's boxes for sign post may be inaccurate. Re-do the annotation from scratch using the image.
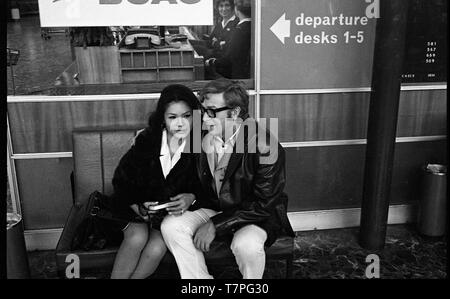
[260,0,378,90]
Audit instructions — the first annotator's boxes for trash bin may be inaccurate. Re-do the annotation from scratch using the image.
[417,164,447,237]
[11,8,20,21]
[7,213,31,279]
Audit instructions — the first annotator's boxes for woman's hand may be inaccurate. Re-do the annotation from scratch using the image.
[142,202,162,215]
[130,203,150,222]
[166,193,196,216]
[130,202,160,222]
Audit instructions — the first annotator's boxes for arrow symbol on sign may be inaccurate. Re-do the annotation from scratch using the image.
[270,13,291,45]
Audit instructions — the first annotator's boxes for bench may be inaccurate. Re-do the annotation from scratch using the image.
[55,128,294,278]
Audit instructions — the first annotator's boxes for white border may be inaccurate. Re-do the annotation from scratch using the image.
[258,84,447,95]
[12,152,74,160]
[287,204,416,232]
[255,0,262,120]
[6,83,446,103]
[280,135,447,148]
[260,88,372,95]
[400,84,447,91]
[7,93,161,103]
[7,91,259,103]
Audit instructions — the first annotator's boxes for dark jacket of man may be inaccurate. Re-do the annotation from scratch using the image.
[213,20,251,79]
[111,127,201,228]
[195,119,295,246]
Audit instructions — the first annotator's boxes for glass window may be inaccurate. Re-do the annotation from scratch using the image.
[6,0,255,96]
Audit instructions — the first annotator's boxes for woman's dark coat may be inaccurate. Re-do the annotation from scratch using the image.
[111,127,200,228]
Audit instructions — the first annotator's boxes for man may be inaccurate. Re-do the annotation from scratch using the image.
[206,0,252,79]
[161,79,294,279]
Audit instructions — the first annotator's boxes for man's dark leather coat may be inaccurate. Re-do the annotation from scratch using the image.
[195,118,295,246]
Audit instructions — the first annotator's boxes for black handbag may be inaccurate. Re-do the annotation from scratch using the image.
[71,191,130,251]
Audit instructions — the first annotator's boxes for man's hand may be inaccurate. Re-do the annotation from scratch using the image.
[194,220,216,252]
[166,193,195,216]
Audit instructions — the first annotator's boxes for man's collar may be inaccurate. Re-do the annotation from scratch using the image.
[214,124,242,149]
[237,18,251,25]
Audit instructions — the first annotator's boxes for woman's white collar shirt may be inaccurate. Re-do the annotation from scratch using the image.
[222,14,236,29]
[159,129,186,178]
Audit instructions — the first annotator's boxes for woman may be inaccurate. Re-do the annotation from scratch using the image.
[203,0,239,79]
[206,0,252,79]
[110,84,201,279]
[208,0,239,59]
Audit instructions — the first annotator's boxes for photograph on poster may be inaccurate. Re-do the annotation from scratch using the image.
[6,0,446,283]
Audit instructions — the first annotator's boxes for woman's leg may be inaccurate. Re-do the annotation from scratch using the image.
[129,228,167,279]
[110,222,149,279]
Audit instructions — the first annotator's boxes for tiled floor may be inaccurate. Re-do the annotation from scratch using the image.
[7,16,73,95]
[26,224,447,279]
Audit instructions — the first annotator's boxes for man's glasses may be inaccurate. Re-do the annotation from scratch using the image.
[200,106,232,118]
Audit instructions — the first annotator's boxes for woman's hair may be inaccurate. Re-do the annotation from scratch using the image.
[147,84,200,131]
[199,78,249,119]
[216,0,234,10]
[234,0,251,18]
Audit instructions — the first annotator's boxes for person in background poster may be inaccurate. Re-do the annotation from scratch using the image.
[208,0,240,60]
[206,0,252,79]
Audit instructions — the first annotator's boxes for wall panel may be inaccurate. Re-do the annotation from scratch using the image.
[15,158,74,230]
[396,90,447,136]
[260,90,446,143]
[8,96,256,154]
[260,93,370,142]
[8,100,157,153]
[285,140,447,211]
